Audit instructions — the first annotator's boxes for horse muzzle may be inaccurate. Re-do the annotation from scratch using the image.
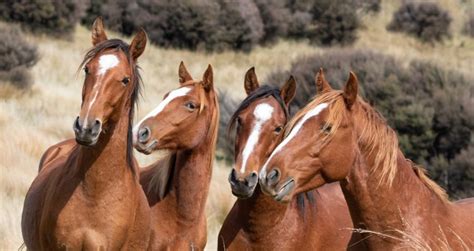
[73,116,102,146]
[229,169,258,199]
[259,167,294,202]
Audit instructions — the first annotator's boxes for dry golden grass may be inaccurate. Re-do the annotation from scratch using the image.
[0,1,472,249]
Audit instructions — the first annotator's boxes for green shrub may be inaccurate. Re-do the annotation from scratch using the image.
[83,0,264,52]
[133,0,221,51]
[387,2,452,42]
[0,25,39,89]
[254,0,290,44]
[213,0,264,52]
[83,0,365,51]
[283,0,360,46]
[448,144,474,198]
[0,0,86,37]
[310,0,360,46]
[81,0,134,36]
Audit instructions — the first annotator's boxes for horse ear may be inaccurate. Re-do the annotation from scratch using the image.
[129,28,147,61]
[244,67,259,95]
[343,72,359,109]
[315,68,332,95]
[178,61,193,84]
[92,17,108,46]
[202,64,213,92]
[280,76,296,105]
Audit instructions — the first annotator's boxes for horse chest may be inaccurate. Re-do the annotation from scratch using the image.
[53,184,135,249]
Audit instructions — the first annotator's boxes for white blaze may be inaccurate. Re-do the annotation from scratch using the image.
[259,103,328,179]
[97,54,119,75]
[133,87,192,136]
[84,54,120,127]
[240,103,274,173]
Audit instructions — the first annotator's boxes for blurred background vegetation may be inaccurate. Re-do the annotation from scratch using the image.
[0,0,473,249]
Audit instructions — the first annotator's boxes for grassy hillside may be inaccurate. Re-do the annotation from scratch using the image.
[0,1,472,249]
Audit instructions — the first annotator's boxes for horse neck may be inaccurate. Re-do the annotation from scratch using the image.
[237,185,291,234]
[76,105,135,193]
[169,113,217,224]
[341,147,448,244]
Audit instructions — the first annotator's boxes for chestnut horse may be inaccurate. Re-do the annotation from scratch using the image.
[218,68,360,250]
[260,71,474,249]
[133,62,219,250]
[21,17,151,250]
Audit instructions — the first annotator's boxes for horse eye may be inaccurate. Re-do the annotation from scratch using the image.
[274,126,283,134]
[185,102,197,111]
[322,124,332,134]
[122,77,130,85]
[84,66,89,75]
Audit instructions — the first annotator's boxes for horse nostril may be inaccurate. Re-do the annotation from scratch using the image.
[267,168,280,185]
[91,119,102,136]
[245,172,258,187]
[138,127,150,143]
[228,169,238,185]
[73,117,81,133]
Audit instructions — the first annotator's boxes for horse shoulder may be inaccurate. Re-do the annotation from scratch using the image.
[22,151,76,250]
[38,139,76,172]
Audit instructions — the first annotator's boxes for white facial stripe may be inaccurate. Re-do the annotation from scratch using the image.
[97,54,119,76]
[259,103,328,179]
[83,79,102,126]
[82,55,120,127]
[240,103,274,174]
[133,87,192,134]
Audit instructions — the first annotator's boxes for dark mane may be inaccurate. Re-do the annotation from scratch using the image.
[79,39,143,175]
[228,85,288,133]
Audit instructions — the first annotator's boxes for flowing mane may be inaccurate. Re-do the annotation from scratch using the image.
[203,82,220,172]
[285,90,448,202]
[78,39,143,174]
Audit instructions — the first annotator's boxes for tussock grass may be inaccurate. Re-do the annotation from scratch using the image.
[0,1,472,248]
